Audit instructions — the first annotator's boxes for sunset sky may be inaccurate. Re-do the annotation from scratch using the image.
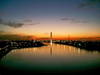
[0,0,100,40]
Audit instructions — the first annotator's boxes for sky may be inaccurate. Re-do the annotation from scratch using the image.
[0,0,100,40]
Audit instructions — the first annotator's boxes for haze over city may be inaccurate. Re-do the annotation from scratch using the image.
[0,0,100,40]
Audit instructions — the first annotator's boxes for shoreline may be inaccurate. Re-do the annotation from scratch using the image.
[54,41,100,51]
[0,42,45,59]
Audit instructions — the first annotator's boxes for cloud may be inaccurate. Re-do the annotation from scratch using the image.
[0,30,5,34]
[61,18,89,23]
[0,30,35,40]
[79,37,100,40]
[82,21,89,23]
[71,20,80,23]
[0,18,3,23]
[0,18,24,28]
[0,33,35,40]
[77,0,100,10]
[26,35,34,39]
[44,33,49,35]
[88,37,100,39]
[61,18,80,23]
[28,22,40,25]
[22,19,32,22]
[79,38,85,39]
[61,18,76,21]
[7,21,24,28]
[0,18,39,28]
[61,18,72,20]
[41,38,49,39]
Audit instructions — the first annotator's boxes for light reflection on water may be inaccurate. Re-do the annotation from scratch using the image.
[0,43,100,74]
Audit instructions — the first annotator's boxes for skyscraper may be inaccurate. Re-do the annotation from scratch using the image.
[50,32,52,55]
[50,32,52,45]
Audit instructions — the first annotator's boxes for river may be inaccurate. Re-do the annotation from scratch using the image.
[0,43,100,74]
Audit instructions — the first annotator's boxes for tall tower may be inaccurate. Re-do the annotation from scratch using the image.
[50,32,52,45]
[50,32,52,55]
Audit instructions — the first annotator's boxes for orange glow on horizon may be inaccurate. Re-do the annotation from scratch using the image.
[30,36,100,41]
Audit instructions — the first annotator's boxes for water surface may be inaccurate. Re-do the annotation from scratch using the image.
[0,43,100,74]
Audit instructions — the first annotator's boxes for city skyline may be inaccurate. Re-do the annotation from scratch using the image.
[0,0,100,40]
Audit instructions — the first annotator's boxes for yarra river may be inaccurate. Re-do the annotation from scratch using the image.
[0,43,100,74]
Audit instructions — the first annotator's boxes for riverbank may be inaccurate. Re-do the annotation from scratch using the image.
[15,41,44,48]
[54,41,100,51]
[0,41,44,59]
[0,48,12,59]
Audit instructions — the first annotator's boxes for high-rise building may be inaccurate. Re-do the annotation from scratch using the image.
[50,32,52,55]
[50,32,52,45]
